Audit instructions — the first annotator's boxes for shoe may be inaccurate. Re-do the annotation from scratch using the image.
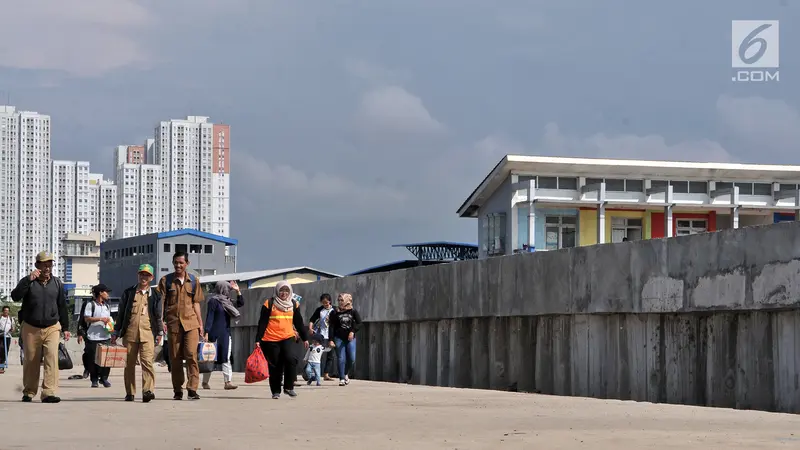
[124,395,134,402]
[22,395,32,403]
[339,380,346,386]
[102,380,112,388]
[91,381,99,388]
[323,375,333,381]
[173,391,183,400]
[187,390,200,400]
[224,382,238,390]
[344,376,350,385]
[271,393,280,399]
[283,389,297,397]
[143,391,155,403]
[82,370,89,379]
[307,379,312,386]
[202,382,210,390]
[42,396,61,403]
[316,382,321,386]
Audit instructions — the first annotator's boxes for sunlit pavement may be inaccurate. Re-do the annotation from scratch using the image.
[1,345,799,449]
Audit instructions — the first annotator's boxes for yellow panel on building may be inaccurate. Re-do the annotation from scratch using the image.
[579,209,651,246]
[250,272,323,289]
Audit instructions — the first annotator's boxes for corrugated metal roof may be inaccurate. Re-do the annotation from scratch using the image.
[198,266,341,284]
[157,229,238,246]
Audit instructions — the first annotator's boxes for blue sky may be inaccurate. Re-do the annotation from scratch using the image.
[1,0,798,274]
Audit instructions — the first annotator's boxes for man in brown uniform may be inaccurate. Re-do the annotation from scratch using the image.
[157,251,205,400]
[114,264,162,403]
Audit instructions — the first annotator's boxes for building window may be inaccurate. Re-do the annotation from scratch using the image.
[204,245,213,254]
[605,179,625,192]
[163,243,171,252]
[544,216,577,250]
[557,177,577,190]
[715,182,733,191]
[611,217,643,243]
[688,181,708,194]
[175,244,188,254]
[780,183,798,192]
[161,268,169,272]
[753,183,772,196]
[670,181,689,194]
[537,176,558,189]
[190,244,202,254]
[485,213,507,256]
[650,180,668,190]
[735,182,753,195]
[676,219,707,236]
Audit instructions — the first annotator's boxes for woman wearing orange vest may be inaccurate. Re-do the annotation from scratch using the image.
[255,281,309,399]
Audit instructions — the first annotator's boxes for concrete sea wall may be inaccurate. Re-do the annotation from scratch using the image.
[231,221,800,413]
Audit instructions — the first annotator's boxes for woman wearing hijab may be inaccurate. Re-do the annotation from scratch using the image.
[202,280,244,390]
[255,281,309,399]
[328,293,362,386]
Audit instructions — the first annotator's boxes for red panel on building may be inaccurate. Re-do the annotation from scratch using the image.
[212,124,231,174]
[651,212,716,238]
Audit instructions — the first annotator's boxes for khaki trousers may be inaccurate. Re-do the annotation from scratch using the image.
[124,337,155,396]
[22,322,61,399]
[168,326,200,392]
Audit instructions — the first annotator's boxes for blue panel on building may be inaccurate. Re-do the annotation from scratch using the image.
[774,212,795,223]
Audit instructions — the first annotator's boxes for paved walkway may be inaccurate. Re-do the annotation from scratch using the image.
[1,345,800,449]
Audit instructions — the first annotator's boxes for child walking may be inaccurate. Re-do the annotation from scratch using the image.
[305,334,330,386]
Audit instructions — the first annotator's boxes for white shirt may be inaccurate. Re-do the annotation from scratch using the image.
[84,301,112,341]
[306,344,330,364]
[0,316,13,335]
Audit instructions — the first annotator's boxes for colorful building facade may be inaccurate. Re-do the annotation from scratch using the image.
[458,156,800,258]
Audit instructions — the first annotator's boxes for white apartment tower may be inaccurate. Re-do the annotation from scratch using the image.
[98,179,117,242]
[154,116,230,237]
[0,106,52,296]
[115,163,162,239]
[51,160,92,276]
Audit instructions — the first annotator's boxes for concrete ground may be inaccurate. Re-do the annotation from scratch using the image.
[1,344,800,449]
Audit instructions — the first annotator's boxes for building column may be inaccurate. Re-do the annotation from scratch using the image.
[731,185,740,229]
[527,180,536,251]
[597,181,606,244]
[664,185,674,238]
[795,189,800,222]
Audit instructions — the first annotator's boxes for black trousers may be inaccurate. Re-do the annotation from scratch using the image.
[0,335,10,365]
[260,338,298,394]
[321,343,338,377]
[85,339,111,382]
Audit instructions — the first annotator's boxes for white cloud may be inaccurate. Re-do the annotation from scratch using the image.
[354,85,446,136]
[716,95,800,162]
[233,153,408,223]
[539,122,735,162]
[0,0,152,76]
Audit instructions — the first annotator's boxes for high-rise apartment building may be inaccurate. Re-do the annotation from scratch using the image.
[113,144,145,176]
[51,160,92,276]
[0,106,51,296]
[154,116,230,237]
[115,163,162,239]
[98,179,117,242]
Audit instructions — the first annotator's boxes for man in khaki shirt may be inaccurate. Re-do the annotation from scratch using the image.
[114,264,162,403]
[157,251,205,400]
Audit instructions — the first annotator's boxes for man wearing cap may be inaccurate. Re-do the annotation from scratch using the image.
[10,251,71,403]
[84,283,113,388]
[114,264,162,403]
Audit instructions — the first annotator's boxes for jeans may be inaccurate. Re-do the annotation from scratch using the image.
[333,337,356,380]
[202,336,233,384]
[0,335,10,366]
[305,362,321,384]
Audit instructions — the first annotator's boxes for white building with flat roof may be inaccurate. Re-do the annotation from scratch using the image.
[51,160,92,276]
[115,162,162,239]
[458,155,800,258]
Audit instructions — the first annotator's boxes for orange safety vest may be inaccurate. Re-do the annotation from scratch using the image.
[261,299,296,342]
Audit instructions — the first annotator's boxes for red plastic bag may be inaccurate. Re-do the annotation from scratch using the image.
[245,345,269,384]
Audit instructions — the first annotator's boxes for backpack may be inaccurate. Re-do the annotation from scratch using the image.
[165,273,197,296]
[77,300,95,338]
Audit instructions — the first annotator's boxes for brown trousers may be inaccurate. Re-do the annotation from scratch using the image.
[21,322,61,399]
[124,337,155,396]
[168,325,200,392]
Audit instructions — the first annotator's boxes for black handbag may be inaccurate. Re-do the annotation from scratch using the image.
[58,342,73,370]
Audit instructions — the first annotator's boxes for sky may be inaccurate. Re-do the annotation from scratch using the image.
[1,0,798,275]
